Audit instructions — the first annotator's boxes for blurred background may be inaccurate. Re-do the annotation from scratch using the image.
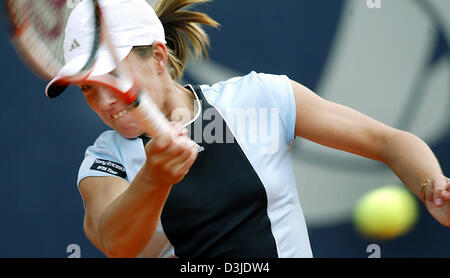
[0,0,449,257]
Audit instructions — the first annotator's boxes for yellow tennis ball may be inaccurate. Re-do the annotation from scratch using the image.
[353,185,419,240]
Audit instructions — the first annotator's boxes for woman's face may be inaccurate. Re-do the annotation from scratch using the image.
[79,81,145,139]
[78,44,168,139]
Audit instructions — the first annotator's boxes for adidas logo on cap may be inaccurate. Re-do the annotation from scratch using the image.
[69,39,81,52]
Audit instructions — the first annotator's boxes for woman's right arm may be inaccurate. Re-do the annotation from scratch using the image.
[79,127,197,258]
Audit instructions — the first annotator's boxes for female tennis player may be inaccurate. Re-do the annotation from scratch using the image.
[46,0,450,258]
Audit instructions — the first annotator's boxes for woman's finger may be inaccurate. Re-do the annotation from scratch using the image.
[431,176,448,207]
[440,178,450,201]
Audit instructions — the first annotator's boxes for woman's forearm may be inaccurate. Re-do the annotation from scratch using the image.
[383,130,443,200]
[98,168,172,258]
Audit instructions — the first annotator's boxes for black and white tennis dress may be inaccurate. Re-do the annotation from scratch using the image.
[77,72,313,258]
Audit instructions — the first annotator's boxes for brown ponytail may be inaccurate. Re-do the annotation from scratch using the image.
[150,0,219,80]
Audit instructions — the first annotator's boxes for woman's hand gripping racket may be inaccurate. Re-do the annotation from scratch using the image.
[2,0,202,152]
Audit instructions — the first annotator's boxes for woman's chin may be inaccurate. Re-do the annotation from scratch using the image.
[112,123,143,139]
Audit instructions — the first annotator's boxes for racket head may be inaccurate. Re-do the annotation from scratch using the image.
[4,0,162,115]
[1,0,101,87]
[46,0,136,100]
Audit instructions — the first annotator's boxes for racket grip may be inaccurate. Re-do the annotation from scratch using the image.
[134,92,204,153]
[134,92,171,136]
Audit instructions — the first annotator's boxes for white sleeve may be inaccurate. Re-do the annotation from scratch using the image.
[77,131,128,186]
[256,73,297,144]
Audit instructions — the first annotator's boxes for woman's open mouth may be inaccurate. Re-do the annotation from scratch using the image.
[112,109,129,120]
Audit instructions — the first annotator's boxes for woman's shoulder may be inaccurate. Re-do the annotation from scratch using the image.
[200,71,290,93]
[201,71,265,87]
[198,71,292,106]
[89,130,141,151]
[91,130,118,147]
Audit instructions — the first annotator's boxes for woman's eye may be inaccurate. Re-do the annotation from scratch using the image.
[80,85,95,95]
[81,85,91,91]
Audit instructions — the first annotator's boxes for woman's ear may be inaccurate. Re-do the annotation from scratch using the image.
[152,42,168,74]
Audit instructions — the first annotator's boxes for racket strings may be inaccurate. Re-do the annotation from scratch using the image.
[7,0,73,79]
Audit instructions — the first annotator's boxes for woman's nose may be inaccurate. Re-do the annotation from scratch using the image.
[97,87,118,111]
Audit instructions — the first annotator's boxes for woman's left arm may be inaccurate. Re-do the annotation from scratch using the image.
[290,80,450,226]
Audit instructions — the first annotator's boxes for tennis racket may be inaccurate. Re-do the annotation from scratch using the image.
[2,0,202,152]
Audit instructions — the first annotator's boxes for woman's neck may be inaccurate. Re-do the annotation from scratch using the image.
[161,81,196,126]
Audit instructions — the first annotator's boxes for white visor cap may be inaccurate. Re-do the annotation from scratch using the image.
[46,0,166,98]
